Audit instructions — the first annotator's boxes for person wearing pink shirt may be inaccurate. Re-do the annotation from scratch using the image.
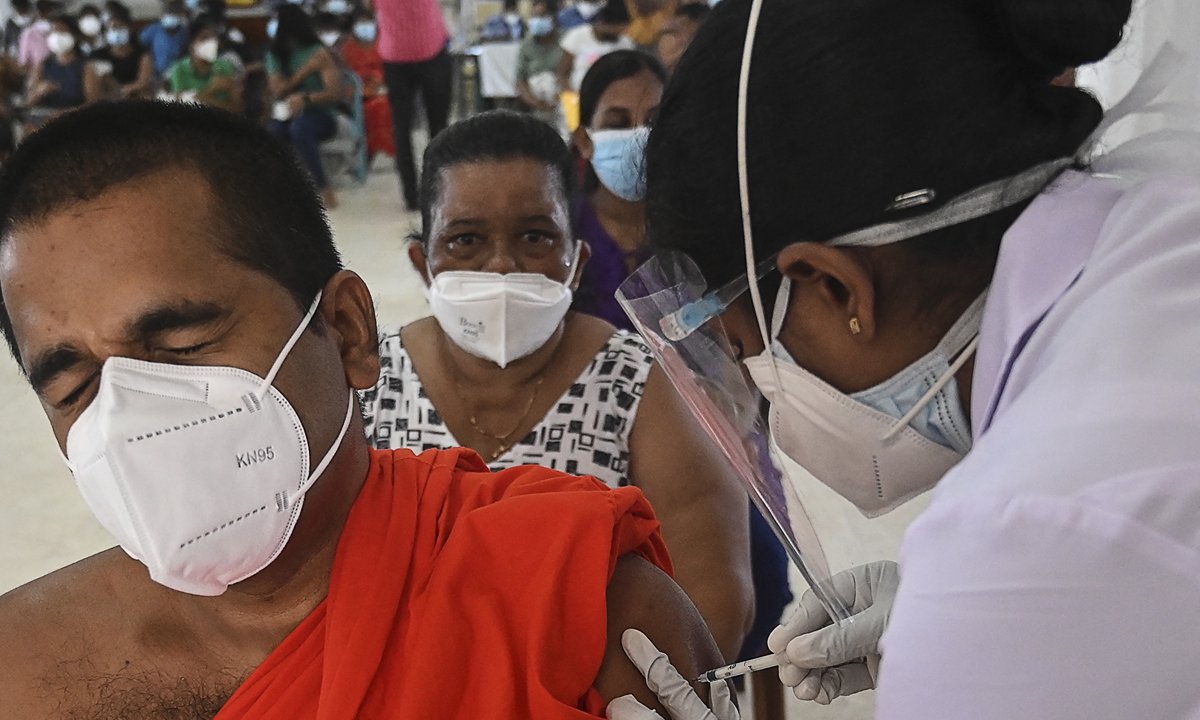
[369,0,450,210]
[17,0,60,70]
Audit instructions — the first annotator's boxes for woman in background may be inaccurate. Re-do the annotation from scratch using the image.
[85,4,153,99]
[362,110,754,662]
[24,16,91,128]
[569,49,663,330]
[267,4,343,208]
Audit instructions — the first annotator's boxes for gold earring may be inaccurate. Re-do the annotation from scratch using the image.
[849,317,862,335]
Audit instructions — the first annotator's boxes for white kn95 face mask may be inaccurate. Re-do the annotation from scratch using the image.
[744,279,985,517]
[426,243,580,368]
[64,292,354,596]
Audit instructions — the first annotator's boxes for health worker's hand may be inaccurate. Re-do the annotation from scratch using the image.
[767,560,899,704]
[606,629,739,720]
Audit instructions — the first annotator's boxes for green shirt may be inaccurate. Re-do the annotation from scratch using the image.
[267,44,334,118]
[516,34,563,85]
[266,44,326,95]
[167,56,237,103]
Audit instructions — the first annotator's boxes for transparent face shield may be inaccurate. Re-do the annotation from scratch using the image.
[617,253,854,625]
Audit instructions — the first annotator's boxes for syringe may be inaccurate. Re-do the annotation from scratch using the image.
[696,652,784,683]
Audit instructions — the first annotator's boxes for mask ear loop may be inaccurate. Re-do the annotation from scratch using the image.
[880,334,979,443]
[256,290,324,400]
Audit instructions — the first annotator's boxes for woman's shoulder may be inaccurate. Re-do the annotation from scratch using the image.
[377,325,410,363]
[580,328,655,382]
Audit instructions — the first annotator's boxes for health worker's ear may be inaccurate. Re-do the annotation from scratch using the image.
[318,270,380,390]
[777,241,877,343]
[408,241,431,285]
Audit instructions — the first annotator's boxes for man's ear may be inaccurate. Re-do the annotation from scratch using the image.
[408,241,431,285]
[777,241,876,342]
[320,270,379,390]
[574,125,594,162]
[569,240,591,292]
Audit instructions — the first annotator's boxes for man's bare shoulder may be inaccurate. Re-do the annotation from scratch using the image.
[595,554,725,714]
[0,549,173,718]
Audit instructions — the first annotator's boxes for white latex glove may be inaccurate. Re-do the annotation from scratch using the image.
[606,629,740,720]
[767,560,899,704]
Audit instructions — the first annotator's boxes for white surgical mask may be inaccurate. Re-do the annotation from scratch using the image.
[64,293,355,596]
[13,13,32,27]
[193,37,219,62]
[743,280,985,517]
[79,14,102,36]
[47,31,75,55]
[318,30,340,46]
[34,18,52,33]
[426,245,580,368]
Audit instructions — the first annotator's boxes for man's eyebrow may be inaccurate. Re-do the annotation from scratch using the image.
[28,345,86,395]
[128,301,226,341]
[518,215,560,224]
[443,218,487,229]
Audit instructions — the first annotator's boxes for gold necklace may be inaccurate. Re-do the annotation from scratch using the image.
[468,376,545,461]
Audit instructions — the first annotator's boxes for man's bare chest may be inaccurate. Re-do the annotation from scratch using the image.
[48,661,249,720]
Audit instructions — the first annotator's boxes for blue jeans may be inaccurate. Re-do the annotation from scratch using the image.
[270,108,337,190]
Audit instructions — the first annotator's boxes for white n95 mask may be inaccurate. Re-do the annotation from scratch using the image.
[426,244,579,368]
[64,292,354,596]
[744,280,985,517]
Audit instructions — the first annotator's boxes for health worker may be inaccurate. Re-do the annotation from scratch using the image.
[603,0,1200,719]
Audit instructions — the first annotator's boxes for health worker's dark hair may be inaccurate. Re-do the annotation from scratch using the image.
[645,0,1134,288]
[0,100,343,365]
[417,110,577,243]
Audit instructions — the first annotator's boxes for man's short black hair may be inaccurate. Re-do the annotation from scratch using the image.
[0,100,343,366]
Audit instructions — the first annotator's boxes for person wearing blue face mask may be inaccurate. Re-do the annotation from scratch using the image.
[139,0,189,75]
[569,49,661,331]
[516,0,563,127]
[85,5,154,99]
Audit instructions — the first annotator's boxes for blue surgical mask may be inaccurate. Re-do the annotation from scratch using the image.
[325,0,348,13]
[529,16,554,36]
[161,14,182,29]
[844,294,987,456]
[106,27,129,46]
[588,126,650,202]
[267,18,278,37]
[185,0,203,10]
[352,21,376,42]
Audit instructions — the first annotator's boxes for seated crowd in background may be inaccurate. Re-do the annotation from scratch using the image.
[0,0,712,195]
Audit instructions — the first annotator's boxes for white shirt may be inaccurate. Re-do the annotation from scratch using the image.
[877,171,1200,719]
[559,24,633,92]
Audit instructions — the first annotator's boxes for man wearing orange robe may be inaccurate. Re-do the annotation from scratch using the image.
[0,101,722,719]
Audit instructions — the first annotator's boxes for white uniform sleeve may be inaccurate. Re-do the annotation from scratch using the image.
[876,473,1200,720]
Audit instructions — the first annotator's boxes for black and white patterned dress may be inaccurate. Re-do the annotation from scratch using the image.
[360,329,656,488]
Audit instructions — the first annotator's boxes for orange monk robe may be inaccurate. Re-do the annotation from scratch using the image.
[214,447,673,719]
